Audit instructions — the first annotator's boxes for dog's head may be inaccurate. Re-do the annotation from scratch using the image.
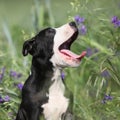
[22,22,86,67]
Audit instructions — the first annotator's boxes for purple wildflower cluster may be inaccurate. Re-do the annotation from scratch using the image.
[10,70,22,78]
[0,67,22,80]
[101,94,113,104]
[74,15,87,35]
[9,70,23,90]
[0,95,10,103]
[0,68,23,105]
[111,16,120,27]
[0,67,23,91]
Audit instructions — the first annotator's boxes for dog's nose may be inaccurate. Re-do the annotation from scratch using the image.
[69,22,77,28]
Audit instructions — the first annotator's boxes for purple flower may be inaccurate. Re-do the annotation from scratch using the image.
[10,70,22,78]
[101,70,110,78]
[17,83,23,90]
[104,94,113,101]
[17,73,22,78]
[10,71,17,77]
[101,94,113,104]
[61,72,65,80]
[4,95,10,102]
[79,25,87,35]
[111,16,120,27]
[74,15,85,24]
[111,16,118,24]
[74,15,87,35]
[86,48,93,57]
[116,20,120,27]
[86,48,99,57]
[0,95,10,103]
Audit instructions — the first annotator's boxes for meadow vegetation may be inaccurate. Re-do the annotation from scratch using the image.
[0,0,120,120]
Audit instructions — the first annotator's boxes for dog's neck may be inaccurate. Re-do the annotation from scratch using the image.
[30,58,64,87]
[31,58,52,74]
[52,67,63,81]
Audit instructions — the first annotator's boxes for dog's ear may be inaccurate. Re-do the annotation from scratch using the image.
[22,39,35,56]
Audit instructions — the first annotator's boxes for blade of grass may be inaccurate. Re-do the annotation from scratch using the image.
[2,22,17,60]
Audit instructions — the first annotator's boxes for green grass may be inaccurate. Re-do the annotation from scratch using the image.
[0,0,120,120]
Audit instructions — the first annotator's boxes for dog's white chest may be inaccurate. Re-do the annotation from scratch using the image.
[42,70,69,120]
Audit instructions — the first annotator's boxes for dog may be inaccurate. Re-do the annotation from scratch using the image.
[15,22,86,120]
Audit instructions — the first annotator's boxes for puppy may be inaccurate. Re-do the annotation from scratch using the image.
[15,22,86,120]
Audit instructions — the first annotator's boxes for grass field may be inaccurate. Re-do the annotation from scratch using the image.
[0,0,120,120]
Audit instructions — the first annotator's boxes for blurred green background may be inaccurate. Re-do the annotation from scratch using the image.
[0,0,70,30]
[0,0,120,120]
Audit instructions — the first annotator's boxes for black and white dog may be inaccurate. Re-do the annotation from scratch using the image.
[15,22,86,120]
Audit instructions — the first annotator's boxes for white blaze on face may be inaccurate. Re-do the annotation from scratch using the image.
[50,23,83,67]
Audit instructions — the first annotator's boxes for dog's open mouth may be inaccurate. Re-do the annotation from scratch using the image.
[59,31,86,60]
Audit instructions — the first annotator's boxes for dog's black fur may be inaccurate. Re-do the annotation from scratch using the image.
[16,28,57,120]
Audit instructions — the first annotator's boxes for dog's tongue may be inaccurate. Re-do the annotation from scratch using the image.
[60,49,86,60]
